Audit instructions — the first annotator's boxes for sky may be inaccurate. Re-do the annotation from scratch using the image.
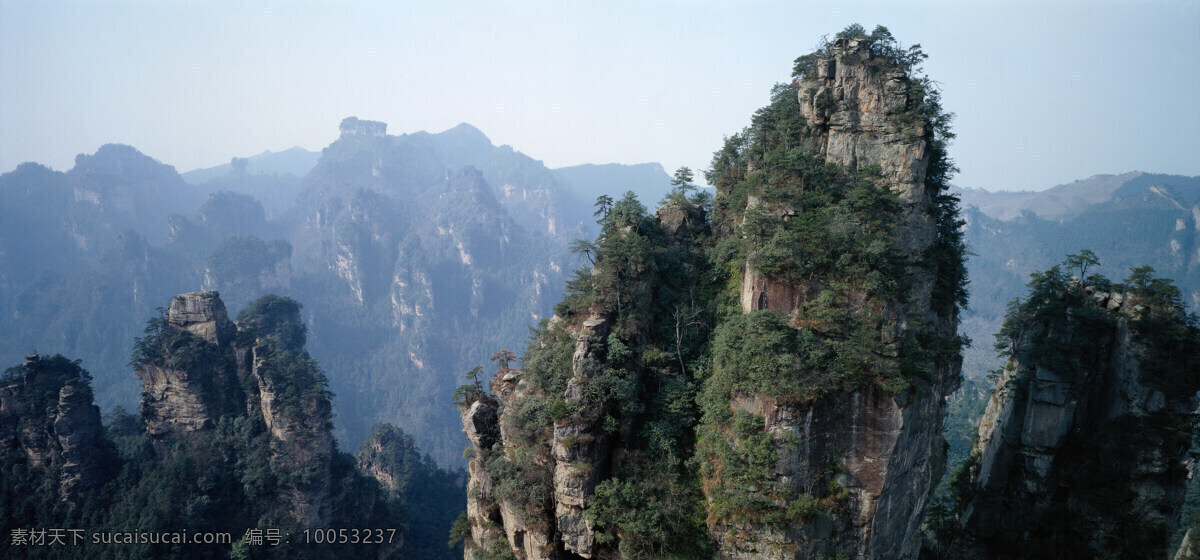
[2,1,1198,192]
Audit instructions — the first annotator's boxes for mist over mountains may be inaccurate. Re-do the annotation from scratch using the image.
[0,118,672,466]
[3,113,1197,472]
[953,171,1200,382]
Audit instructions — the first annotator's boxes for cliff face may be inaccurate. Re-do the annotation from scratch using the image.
[250,339,336,527]
[137,291,243,439]
[947,279,1200,559]
[294,121,580,465]
[458,28,963,560]
[459,394,508,560]
[705,36,961,560]
[458,198,700,560]
[134,291,338,527]
[2,293,422,559]
[0,354,109,507]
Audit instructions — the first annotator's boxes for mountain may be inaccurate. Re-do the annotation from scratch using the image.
[0,145,289,411]
[0,145,203,291]
[181,146,320,184]
[942,171,1200,497]
[1,116,669,467]
[553,162,675,207]
[1,292,464,559]
[925,264,1200,559]
[953,171,1142,221]
[457,27,967,560]
[276,117,591,465]
[182,130,678,232]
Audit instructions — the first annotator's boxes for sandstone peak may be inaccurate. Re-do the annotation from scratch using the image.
[166,291,235,347]
[339,116,387,138]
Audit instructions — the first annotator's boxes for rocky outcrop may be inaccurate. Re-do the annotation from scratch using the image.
[53,379,107,503]
[491,369,559,560]
[459,395,508,560]
[135,291,341,527]
[166,291,237,346]
[137,292,242,440]
[340,116,387,137]
[0,354,108,507]
[458,306,631,560]
[705,36,960,560]
[552,312,616,558]
[253,338,335,527]
[949,288,1200,559]
[459,29,962,560]
[1178,529,1199,560]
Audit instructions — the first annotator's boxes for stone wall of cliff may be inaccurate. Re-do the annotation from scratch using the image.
[457,28,965,560]
[133,291,338,527]
[0,354,109,508]
[702,35,962,560]
[945,277,1200,559]
[136,291,243,439]
[458,198,708,559]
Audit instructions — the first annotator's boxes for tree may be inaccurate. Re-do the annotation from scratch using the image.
[594,194,614,224]
[671,304,705,377]
[994,297,1026,357]
[452,366,486,405]
[570,239,598,266]
[491,349,517,374]
[836,23,867,40]
[1125,265,1183,307]
[668,167,697,200]
[608,192,648,232]
[1064,249,1101,287]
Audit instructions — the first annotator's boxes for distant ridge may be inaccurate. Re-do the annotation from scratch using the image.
[554,161,674,206]
[953,171,1142,221]
[181,146,320,184]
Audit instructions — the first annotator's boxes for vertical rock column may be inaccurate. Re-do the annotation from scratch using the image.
[952,291,1199,559]
[459,395,507,560]
[713,36,960,560]
[137,291,241,440]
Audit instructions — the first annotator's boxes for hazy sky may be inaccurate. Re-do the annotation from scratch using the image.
[2,1,1198,191]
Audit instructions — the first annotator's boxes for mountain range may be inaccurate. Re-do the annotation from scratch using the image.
[0,119,672,466]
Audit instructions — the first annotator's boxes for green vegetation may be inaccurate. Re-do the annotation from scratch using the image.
[697,23,965,540]
[129,306,224,372]
[493,170,717,558]
[473,23,968,557]
[236,294,306,351]
[356,424,466,560]
[1,294,467,559]
[924,253,1200,559]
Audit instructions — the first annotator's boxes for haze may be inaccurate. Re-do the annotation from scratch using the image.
[2,0,1198,191]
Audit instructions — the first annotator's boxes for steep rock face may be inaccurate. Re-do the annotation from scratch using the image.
[489,368,559,560]
[458,192,680,559]
[135,291,342,528]
[53,379,107,502]
[551,312,618,558]
[137,291,243,439]
[0,354,108,507]
[707,36,960,560]
[459,395,509,560]
[166,291,237,346]
[949,286,1200,559]
[456,312,632,560]
[293,123,578,464]
[459,28,962,560]
[251,340,335,527]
